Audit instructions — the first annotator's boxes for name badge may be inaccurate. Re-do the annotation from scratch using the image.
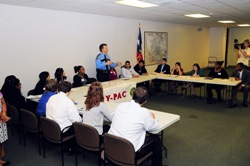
[218,73,221,75]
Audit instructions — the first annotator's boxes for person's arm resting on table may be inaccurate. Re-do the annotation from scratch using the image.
[144,110,159,134]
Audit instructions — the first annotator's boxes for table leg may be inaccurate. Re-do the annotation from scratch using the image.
[160,130,168,158]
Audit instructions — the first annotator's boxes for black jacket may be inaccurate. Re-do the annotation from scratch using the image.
[208,68,228,79]
[155,64,170,74]
[73,74,89,88]
[231,69,250,85]
[34,80,45,95]
[134,64,147,75]
[73,74,97,88]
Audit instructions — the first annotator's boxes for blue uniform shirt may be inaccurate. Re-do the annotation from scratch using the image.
[96,53,118,71]
[36,91,56,116]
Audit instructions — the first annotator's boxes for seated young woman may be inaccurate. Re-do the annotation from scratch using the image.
[82,82,112,136]
[73,65,96,87]
[54,68,67,83]
[182,63,203,98]
[121,61,139,79]
[36,79,58,117]
[34,71,50,95]
[170,62,184,93]
[1,75,35,111]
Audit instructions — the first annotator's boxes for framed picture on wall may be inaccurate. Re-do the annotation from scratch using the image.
[144,31,168,65]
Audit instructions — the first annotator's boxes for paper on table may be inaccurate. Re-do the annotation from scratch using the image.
[169,75,178,78]
[26,94,42,99]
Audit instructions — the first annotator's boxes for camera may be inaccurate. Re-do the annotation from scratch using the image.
[234,39,245,50]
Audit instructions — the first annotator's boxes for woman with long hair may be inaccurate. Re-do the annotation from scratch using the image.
[182,63,203,97]
[54,68,67,83]
[34,71,50,95]
[82,82,112,135]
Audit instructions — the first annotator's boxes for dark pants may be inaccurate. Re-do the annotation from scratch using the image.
[137,81,150,89]
[62,125,75,137]
[207,84,225,101]
[231,85,250,105]
[97,70,110,82]
[100,124,111,143]
[62,125,76,151]
[87,78,97,84]
[136,135,162,166]
[153,79,168,92]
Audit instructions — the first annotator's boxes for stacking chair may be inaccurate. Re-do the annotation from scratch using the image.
[74,122,102,166]
[7,104,22,145]
[40,116,75,166]
[103,133,153,166]
[20,109,42,155]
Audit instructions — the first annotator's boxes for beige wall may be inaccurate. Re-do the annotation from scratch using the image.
[227,27,250,66]
[0,4,209,95]
[209,27,227,66]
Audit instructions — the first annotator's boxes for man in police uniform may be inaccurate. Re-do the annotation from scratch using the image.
[96,43,121,82]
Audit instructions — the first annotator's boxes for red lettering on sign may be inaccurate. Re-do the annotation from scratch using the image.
[113,93,117,100]
[106,95,111,102]
[117,93,122,99]
[122,91,126,97]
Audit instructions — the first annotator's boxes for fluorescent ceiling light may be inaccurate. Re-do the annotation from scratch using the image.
[238,24,250,27]
[114,0,158,8]
[218,20,235,23]
[184,14,210,18]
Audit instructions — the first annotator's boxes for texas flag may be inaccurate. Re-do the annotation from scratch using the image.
[136,25,143,62]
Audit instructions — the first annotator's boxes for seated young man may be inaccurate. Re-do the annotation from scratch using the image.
[46,81,82,136]
[153,58,170,92]
[230,62,250,108]
[121,61,139,79]
[134,60,150,89]
[108,87,162,166]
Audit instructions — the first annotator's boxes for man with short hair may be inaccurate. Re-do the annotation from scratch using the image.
[134,60,150,90]
[109,86,162,166]
[96,43,122,82]
[46,81,82,136]
[230,62,250,108]
[134,60,148,75]
[154,58,170,92]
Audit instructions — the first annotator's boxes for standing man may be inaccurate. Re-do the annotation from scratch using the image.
[237,39,250,67]
[96,43,121,82]
[229,62,250,108]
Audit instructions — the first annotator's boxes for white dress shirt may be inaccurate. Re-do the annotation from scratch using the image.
[238,47,250,66]
[239,70,243,80]
[82,102,113,135]
[121,67,139,79]
[108,100,159,151]
[46,92,82,132]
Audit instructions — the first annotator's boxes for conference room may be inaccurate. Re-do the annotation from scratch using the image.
[0,0,250,166]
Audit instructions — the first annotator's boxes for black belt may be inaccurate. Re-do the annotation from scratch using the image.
[97,69,109,74]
